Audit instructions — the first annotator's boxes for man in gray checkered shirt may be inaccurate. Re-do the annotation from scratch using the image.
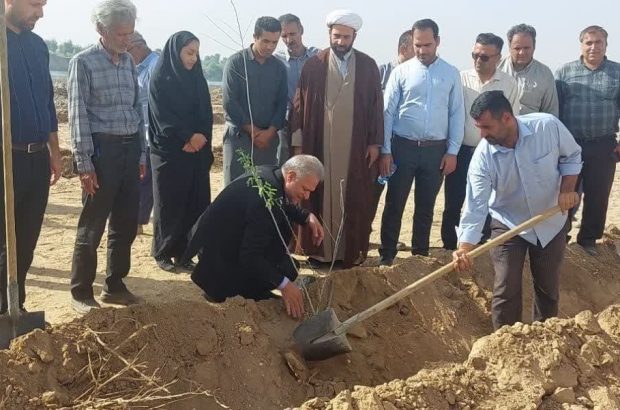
[68,0,146,314]
[556,25,620,256]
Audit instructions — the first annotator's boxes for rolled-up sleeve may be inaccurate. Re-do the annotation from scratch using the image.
[555,120,582,176]
[68,57,95,174]
[458,147,492,245]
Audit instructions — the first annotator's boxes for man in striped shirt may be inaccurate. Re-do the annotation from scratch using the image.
[555,25,620,256]
[68,0,146,314]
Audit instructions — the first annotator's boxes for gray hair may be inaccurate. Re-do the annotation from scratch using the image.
[91,0,137,31]
[282,155,324,181]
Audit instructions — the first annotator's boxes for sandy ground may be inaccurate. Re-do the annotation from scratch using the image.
[23,121,620,325]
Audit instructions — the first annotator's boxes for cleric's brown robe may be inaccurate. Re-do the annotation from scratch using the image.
[291,48,384,268]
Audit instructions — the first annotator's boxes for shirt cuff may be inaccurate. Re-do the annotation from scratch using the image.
[277,276,289,290]
[457,227,482,247]
[75,157,95,174]
[558,163,582,176]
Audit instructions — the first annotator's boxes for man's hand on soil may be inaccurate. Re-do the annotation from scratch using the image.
[307,213,324,246]
[281,281,305,320]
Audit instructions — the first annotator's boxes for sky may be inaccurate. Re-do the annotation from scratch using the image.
[35,0,619,71]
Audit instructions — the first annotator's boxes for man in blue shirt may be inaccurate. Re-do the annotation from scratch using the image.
[453,91,581,330]
[0,0,62,315]
[128,31,160,234]
[274,14,318,165]
[379,19,465,264]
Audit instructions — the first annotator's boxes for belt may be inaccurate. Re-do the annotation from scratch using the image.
[395,135,446,147]
[93,133,139,144]
[12,142,47,153]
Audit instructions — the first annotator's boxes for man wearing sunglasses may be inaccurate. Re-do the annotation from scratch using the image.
[441,33,520,251]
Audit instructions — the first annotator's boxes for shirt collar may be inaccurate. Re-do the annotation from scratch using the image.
[579,55,608,71]
[283,46,311,61]
[337,49,354,62]
[96,39,131,64]
[489,118,533,154]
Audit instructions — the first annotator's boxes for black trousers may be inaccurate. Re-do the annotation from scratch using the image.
[380,137,445,258]
[151,149,212,260]
[70,135,140,300]
[441,145,476,250]
[489,218,568,330]
[138,146,153,225]
[0,148,50,312]
[575,137,617,246]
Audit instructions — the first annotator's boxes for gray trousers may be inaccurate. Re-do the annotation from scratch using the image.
[223,124,279,185]
[489,218,568,330]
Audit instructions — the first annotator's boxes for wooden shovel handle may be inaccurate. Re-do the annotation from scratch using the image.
[336,205,562,333]
[0,3,21,318]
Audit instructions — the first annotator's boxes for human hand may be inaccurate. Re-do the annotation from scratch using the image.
[307,213,324,246]
[379,154,393,177]
[440,154,457,176]
[366,145,380,168]
[49,151,62,186]
[281,281,305,319]
[452,243,475,272]
[558,192,579,214]
[79,171,99,196]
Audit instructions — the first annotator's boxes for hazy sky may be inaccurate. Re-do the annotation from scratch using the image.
[35,0,619,71]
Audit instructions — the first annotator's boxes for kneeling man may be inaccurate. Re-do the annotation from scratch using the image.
[453,91,581,330]
[185,155,324,319]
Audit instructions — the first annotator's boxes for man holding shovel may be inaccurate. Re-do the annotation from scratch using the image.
[453,90,581,330]
[0,0,62,315]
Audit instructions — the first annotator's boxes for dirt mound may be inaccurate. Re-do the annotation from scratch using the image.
[299,305,620,410]
[53,81,68,124]
[1,238,619,409]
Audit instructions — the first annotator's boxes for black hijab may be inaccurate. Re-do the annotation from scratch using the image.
[148,31,213,152]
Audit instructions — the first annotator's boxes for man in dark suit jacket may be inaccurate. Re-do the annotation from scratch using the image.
[185,155,324,319]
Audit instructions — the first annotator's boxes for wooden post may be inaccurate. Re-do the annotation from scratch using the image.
[0,2,21,320]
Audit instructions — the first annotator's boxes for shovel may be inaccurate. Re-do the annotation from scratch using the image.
[0,3,45,349]
[294,205,562,360]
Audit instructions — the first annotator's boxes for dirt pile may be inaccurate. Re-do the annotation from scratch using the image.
[1,238,619,409]
[299,305,620,410]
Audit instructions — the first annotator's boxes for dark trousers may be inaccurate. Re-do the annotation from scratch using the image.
[0,149,50,312]
[380,137,445,258]
[223,124,278,185]
[489,218,568,330]
[441,146,475,250]
[138,146,153,225]
[70,135,140,300]
[276,122,291,166]
[151,149,211,260]
[575,137,617,246]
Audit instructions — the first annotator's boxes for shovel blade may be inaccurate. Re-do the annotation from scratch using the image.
[293,308,353,361]
[0,311,45,349]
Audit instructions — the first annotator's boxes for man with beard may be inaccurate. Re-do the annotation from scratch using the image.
[291,9,383,268]
[222,16,288,184]
[379,19,464,265]
[453,91,581,330]
[1,0,62,315]
[274,14,319,165]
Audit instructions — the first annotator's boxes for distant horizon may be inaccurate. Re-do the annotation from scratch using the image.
[34,0,619,72]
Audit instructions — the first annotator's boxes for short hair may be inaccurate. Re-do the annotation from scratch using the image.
[579,25,608,43]
[279,13,301,27]
[282,155,325,181]
[507,24,537,48]
[470,90,514,120]
[412,19,439,38]
[254,16,281,37]
[475,33,504,53]
[128,30,146,46]
[91,0,137,31]
[398,30,412,52]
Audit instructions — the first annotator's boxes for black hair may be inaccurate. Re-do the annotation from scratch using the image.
[470,90,513,120]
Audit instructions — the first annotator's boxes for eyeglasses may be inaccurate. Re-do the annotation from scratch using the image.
[471,52,499,62]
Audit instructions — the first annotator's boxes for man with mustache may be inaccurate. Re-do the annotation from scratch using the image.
[555,25,620,256]
[291,9,383,268]
[453,90,581,330]
[274,14,318,165]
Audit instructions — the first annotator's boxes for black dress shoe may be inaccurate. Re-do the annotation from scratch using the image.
[156,257,176,272]
[378,257,393,267]
[174,257,197,272]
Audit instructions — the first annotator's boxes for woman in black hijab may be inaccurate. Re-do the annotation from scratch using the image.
[149,31,213,272]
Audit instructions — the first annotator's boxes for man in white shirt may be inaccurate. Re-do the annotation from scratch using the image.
[498,24,558,117]
[441,33,519,250]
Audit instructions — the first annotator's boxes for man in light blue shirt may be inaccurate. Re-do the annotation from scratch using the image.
[128,31,160,233]
[379,19,465,264]
[275,14,319,165]
[453,90,581,330]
